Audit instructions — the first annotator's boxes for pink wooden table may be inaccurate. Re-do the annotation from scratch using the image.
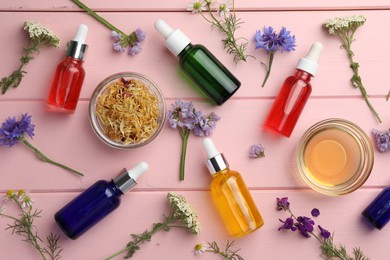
[1,1,390,259]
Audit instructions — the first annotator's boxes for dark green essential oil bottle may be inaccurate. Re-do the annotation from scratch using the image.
[155,19,241,105]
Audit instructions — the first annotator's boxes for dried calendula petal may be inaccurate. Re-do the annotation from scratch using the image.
[95,78,159,144]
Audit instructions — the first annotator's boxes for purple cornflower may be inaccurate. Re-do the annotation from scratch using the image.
[249,144,265,158]
[254,26,296,87]
[318,225,331,240]
[311,208,320,217]
[0,114,83,176]
[372,128,390,152]
[278,217,297,231]
[296,216,315,238]
[0,113,34,147]
[111,28,146,55]
[276,197,290,211]
[167,99,220,180]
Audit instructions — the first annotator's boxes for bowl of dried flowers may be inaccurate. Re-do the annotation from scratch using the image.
[89,72,166,149]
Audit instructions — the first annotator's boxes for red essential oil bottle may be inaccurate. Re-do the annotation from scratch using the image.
[264,42,323,137]
[47,24,88,113]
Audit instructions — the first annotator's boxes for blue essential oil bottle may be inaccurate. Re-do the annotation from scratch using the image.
[154,19,241,106]
[55,162,148,239]
[362,187,390,229]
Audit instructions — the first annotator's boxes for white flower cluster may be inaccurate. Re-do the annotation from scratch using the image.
[23,21,60,48]
[167,192,201,235]
[324,15,366,35]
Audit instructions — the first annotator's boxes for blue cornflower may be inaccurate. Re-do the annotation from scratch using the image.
[249,144,265,158]
[0,113,83,176]
[167,99,220,180]
[0,114,35,147]
[318,225,331,240]
[254,26,296,87]
[296,216,315,238]
[278,217,297,231]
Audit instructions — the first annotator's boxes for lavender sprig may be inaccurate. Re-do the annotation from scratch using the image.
[187,0,249,63]
[324,15,381,123]
[276,197,369,260]
[254,26,296,87]
[167,99,220,181]
[0,113,83,176]
[72,0,146,55]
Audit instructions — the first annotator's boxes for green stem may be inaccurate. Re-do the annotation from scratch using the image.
[105,221,169,260]
[21,138,84,176]
[386,90,390,101]
[71,0,127,37]
[262,52,274,87]
[179,129,190,181]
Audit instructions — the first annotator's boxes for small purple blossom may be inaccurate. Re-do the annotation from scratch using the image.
[278,217,297,231]
[311,208,320,217]
[167,99,220,180]
[372,128,390,153]
[0,113,35,147]
[249,144,265,158]
[296,216,315,238]
[276,197,290,211]
[111,28,146,56]
[254,26,296,53]
[318,225,331,239]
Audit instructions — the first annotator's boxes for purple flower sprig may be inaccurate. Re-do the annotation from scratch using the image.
[254,26,296,87]
[276,197,368,260]
[72,0,146,55]
[372,128,390,153]
[249,144,265,158]
[167,99,220,181]
[0,113,83,176]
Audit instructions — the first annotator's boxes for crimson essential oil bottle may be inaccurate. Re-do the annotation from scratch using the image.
[264,42,323,137]
[154,19,240,106]
[47,24,88,113]
[55,162,148,239]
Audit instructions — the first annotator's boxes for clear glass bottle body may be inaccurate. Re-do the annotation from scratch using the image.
[178,44,240,105]
[264,70,312,137]
[362,187,390,229]
[55,180,122,239]
[210,168,264,237]
[47,56,85,113]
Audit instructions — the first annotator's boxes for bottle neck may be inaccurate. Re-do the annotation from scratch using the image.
[109,180,124,196]
[178,43,193,58]
[295,69,312,82]
[64,56,83,63]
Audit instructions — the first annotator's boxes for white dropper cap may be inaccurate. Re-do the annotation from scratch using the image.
[296,42,323,76]
[73,24,88,44]
[114,162,149,193]
[154,19,191,56]
[203,138,229,174]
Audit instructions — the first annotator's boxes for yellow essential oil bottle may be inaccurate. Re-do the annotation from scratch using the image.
[203,138,264,237]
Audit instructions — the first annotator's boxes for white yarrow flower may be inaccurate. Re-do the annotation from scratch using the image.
[23,21,60,48]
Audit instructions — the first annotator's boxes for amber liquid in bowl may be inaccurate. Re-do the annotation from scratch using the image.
[303,128,362,187]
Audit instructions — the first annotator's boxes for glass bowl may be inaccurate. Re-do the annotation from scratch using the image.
[296,118,374,196]
[89,72,166,149]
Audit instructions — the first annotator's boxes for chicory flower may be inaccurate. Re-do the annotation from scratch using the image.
[372,128,390,153]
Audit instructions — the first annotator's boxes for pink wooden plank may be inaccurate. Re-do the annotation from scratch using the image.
[0,98,388,191]
[0,0,389,11]
[0,190,388,259]
[0,10,389,101]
